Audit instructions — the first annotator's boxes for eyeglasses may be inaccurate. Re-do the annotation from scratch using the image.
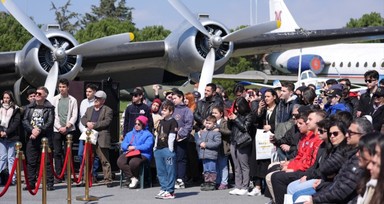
[318,129,327,134]
[346,130,363,137]
[365,79,376,83]
[135,122,142,126]
[329,131,339,137]
[35,92,43,96]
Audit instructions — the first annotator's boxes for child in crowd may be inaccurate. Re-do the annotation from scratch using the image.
[211,105,231,190]
[153,101,178,199]
[197,115,222,191]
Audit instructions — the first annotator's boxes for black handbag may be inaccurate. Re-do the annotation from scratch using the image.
[235,131,252,148]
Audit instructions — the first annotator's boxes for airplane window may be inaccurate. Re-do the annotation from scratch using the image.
[340,62,343,67]
[381,61,384,68]
[372,62,376,67]
[309,72,315,78]
[348,62,351,67]
[364,62,368,67]
[332,62,335,67]
[356,62,359,67]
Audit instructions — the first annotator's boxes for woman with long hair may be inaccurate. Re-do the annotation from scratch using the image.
[368,135,384,204]
[227,97,255,196]
[184,92,197,112]
[0,90,21,185]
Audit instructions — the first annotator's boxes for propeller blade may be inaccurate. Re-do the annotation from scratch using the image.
[1,0,54,50]
[168,0,210,37]
[44,61,59,103]
[223,20,280,42]
[13,77,23,106]
[197,48,216,99]
[66,33,135,55]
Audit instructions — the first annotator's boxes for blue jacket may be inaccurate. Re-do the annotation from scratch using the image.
[121,129,154,160]
[324,103,350,116]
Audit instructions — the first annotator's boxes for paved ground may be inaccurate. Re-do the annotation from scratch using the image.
[1,181,271,204]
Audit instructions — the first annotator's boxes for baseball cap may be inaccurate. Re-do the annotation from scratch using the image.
[326,89,342,98]
[130,87,144,96]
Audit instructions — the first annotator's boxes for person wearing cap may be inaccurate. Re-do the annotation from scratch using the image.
[370,87,384,133]
[117,115,154,189]
[77,83,99,184]
[324,88,350,116]
[51,78,78,184]
[338,79,359,118]
[81,90,114,187]
[357,70,379,117]
[123,87,153,136]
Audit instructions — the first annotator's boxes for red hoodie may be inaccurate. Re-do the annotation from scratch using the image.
[287,131,323,171]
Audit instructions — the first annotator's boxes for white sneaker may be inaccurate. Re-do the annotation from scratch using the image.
[155,190,166,198]
[229,188,240,195]
[236,189,248,196]
[129,177,139,189]
[158,191,175,199]
[174,179,185,189]
[248,187,261,196]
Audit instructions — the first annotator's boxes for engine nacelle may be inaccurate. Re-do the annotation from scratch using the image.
[15,30,82,87]
[287,55,325,74]
[164,15,233,77]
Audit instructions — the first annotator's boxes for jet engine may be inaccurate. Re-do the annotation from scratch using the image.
[286,54,325,74]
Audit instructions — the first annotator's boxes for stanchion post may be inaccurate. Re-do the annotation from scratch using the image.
[42,137,48,204]
[15,142,23,204]
[66,134,73,204]
[76,130,98,201]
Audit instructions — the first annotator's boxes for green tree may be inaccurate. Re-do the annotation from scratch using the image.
[0,12,31,51]
[50,0,80,35]
[135,26,171,41]
[346,12,384,43]
[81,0,133,27]
[75,18,137,43]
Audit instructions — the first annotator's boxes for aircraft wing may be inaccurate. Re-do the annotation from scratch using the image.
[232,27,384,56]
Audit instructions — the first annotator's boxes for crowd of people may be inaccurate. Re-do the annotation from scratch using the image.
[0,70,384,203]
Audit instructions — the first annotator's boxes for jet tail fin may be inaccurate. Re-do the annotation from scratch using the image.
[269,0,300,32]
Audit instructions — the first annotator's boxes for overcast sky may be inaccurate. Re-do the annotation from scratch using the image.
[1,0,383,31]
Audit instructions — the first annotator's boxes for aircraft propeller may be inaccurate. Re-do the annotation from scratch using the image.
[168,0,280,98]
[1,0,134,102]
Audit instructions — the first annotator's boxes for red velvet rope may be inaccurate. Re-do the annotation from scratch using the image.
[23,152,45,195]
[71,142,87,183]
[49,147,70,179]
[88,142,93,187]
[0,158,18,197]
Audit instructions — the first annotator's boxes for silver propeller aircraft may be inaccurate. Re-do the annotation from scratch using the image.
[1,0,384,104]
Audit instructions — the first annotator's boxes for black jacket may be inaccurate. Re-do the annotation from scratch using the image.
[313,148,362,204]
[357,89,375,116]
[227,113,255,147]
[22,100,54,139]
[370,105,384,133]
[194,93,224,130]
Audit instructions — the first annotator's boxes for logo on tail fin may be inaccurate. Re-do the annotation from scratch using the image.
[275,10,282,21]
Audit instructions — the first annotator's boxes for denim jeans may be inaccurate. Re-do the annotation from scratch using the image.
[78,140,100,177]
[202,159,216,173]
[0,139,16,182]
[154,148,176,193]
[287,178,317,195]
[216,153,228,185]
[292,187,316,203]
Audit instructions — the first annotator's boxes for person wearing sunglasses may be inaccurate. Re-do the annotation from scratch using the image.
[370,88,384,133]
[122,87,153,138]
[291,117,374,204]
[324,88,350,116]
[22,86,55,191]
[357,70,379,118]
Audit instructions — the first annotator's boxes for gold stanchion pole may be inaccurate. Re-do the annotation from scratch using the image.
[15,142,23,204]
[66,134,73,204]
[76,130,98,201]
[41,137,48,204]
